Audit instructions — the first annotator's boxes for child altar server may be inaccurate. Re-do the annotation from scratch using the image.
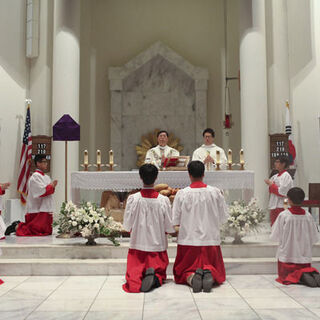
[271,187,320,287]
[122,164,175,293]
[265,156,293,226]
[0,182,10,240]
[173,160,228,293]
[5,155,58,236]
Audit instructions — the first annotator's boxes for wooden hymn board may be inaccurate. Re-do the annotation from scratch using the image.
[269,134,289,169]
[31,135,52,173]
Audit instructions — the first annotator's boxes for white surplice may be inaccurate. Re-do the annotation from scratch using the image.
[172,185,229,246]
[123,192,175,252]
[26,171,54,213]
[268,171,293,209]
[270,208,319,263]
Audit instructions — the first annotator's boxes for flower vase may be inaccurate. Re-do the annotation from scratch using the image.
[232,233,244,244]
[85,235,97,246]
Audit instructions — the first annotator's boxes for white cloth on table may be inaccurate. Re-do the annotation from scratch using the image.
[268,171,293,209]
[172,185,229,246]
[145,145,179,168]
[270,209,319,263]
[123,192,175,252]
[192,144,227,171]
[26,171,54,213]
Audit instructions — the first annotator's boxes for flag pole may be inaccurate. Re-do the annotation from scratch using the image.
[65,140,67,202]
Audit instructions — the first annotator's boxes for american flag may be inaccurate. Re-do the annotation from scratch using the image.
[17,104,32,204]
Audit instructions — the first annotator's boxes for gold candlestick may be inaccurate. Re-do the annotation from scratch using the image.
[216,150,221,171]
[239,149,245,170]
[106,149,117,171]
[94,149,104,171]
[227,149,233,170]
[80,149,91,171]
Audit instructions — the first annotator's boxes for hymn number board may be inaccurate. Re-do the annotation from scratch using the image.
[31,135,52,173]
[269,134,289,169]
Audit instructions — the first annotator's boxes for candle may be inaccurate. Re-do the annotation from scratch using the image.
[228,149,232,164]
[216,150,220,164]
[97,150,101,165]
[240,149,244,164]
[84,150,89,165]
[109,149,114,165]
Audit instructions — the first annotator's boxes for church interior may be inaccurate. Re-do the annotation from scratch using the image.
[0,0,320,319]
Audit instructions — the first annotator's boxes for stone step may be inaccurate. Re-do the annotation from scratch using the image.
[1,257,320,276]
[1,242,320,259]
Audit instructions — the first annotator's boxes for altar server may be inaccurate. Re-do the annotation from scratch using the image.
[0,182,10,240]
[265,156,293,226]
[6,155,57,236]
[192,128,227,171]
[173,160,228,292]
[145,130,179,168]
[271,187,320,287]
[122,164,175,293]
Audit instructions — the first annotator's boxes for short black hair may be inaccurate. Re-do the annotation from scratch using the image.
[34,154,46,166]
[188,160,205,178]
[157,130,169,138]
[202,128,215,138]
[287,187,305,205]
[275,155,289,168]
[139,164,158,185]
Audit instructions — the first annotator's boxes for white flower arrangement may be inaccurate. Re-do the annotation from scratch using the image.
[57,201,123,245]
[222,198,265,243]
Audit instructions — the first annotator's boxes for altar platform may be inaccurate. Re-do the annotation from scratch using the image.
[1,225,320,276]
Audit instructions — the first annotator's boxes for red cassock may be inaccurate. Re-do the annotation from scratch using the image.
[277,261,318,285]
[16,170,55,236]
[174,245,226,285]
[122,249,169,293]
[122,188,174,293]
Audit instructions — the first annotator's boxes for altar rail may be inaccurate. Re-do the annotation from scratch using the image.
[71,170,254,204]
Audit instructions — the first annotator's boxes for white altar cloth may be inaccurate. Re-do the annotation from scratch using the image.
[71,170,254,204]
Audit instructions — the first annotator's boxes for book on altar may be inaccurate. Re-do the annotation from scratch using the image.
[163,156,190,171]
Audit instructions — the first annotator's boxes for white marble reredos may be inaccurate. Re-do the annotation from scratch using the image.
[109,41,208,170]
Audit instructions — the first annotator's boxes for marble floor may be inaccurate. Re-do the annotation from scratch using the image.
[0,275,320,320]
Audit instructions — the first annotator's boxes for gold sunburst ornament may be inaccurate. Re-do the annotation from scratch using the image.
[136,129,184,167]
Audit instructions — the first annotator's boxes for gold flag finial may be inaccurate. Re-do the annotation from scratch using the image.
[286,100,289,109]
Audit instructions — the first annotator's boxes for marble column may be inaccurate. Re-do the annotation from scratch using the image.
[239,0,269,208]
[52,0,80,209]
[266,0,290,133]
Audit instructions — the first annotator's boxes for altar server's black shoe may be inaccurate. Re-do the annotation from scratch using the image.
[312,272,320,287]
[141,268,156,292]
[300,272,317,287]
[5,221,20,235]
[192,268,204,293]
[203,269,214,293]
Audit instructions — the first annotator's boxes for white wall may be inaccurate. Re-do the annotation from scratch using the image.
[0,0,29,202]
[287,0,320,193]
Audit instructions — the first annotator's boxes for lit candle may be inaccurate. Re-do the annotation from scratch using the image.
[240,149,244,164]
[228,149,232,164]
[109,149,114,165]
[84,150,89,165]
[97,150,101,165]
[216,150,220,164]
